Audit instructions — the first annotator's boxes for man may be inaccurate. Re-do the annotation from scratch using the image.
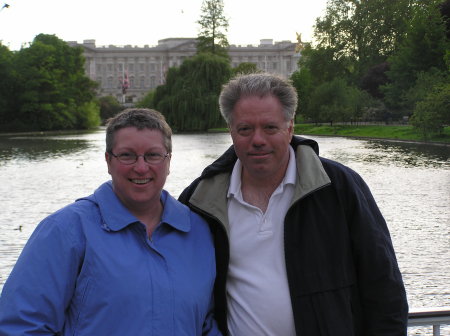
[179,73,408,335]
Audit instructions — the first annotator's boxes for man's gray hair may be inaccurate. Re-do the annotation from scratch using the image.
[105,108,172,154]
[219,73,298,124]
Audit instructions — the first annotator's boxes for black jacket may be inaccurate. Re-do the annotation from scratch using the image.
[179,136,408,336]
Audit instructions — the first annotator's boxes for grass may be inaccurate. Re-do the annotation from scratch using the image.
[293,124,450,144]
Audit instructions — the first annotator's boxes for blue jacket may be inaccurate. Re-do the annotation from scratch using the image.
[179,136,408,335]
[0,181,221,336]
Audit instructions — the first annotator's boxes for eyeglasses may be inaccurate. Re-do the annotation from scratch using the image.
[109,151,170,165]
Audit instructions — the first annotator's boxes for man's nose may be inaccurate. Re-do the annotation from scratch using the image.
[251,128,266,147]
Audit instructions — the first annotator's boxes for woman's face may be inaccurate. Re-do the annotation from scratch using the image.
[105,127,170,213]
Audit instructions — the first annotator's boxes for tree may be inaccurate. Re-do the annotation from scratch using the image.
[197,0,229,56]
[360,62,389,99]
[153,53,232,131]
[98,95,123,123]
[290,43,351,121]
[314,0,414,81]
[11,34,100,131]
[296,43,351,88]
[410,82,450,137]
[382,0,449,113]
[232,62,260,76]
[0,44,17,130]
[135,90,156,109]
[308,78,369,125]
[290,66,313,121]
[404,68,448,111]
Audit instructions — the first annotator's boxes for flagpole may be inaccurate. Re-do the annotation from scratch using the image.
[122,64,125,105]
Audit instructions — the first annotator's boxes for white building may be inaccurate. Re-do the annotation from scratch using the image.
[69,38,301,103]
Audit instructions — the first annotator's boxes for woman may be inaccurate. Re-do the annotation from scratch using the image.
[0,108,221,335]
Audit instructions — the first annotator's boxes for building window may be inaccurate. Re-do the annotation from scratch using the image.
[107,77,113,88]
[150,76,156,88]
[140,63,145,72]
[129,64,134,72]
[140,76,145,88]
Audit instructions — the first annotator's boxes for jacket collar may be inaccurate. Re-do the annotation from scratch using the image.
[189,136,330,228]
[79,182,190,233]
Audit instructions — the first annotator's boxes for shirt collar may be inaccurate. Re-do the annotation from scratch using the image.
[87,181,190,233]
[228,146,296,199]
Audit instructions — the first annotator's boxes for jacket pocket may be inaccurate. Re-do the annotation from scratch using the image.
[292,283,360,336]
[66,276,93,335]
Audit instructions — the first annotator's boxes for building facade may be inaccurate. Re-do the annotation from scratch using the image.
[68,38,301,103]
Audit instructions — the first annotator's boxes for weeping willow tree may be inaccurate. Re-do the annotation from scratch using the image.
[154,53,232,131]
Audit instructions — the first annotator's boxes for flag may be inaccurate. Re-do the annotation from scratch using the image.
[120,71,129,94]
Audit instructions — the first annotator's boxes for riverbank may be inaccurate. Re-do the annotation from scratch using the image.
[293,124,450,144]
[209,124,450,144]
[3,124,449,145]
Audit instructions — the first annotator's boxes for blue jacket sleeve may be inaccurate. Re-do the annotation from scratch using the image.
[0,213,84,335]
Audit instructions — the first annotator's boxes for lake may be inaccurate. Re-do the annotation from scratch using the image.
[0,129,449,334]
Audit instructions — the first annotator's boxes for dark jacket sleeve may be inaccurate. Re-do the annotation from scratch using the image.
[324,158,409,335]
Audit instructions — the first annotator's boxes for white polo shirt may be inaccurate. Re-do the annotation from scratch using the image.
[226,146,296,336]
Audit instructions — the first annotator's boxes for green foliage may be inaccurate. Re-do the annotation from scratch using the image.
[232,62,260,76]
[135,90,156,109]
[404,68,448,110]
[297,44,350,87]
[382,0,449,111]
[359,62,390,99]
[197,0,229,56]
[307,78,369,125]
[0,34,100,131]
[0,44,17,128]
[98,95,123,123]
[294,0,449,136]
[75,101,101,129]
[410,82,450,138]
[314,0,413,80]
[153,53,232,131]
[294,124,450,143]
[290,66,313,118]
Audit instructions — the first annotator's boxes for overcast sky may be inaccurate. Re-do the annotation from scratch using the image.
[0,0,328,50]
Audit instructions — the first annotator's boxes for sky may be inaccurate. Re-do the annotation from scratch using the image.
[0,0,328,51]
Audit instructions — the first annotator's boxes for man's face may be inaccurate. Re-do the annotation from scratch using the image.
[229,94,293,183]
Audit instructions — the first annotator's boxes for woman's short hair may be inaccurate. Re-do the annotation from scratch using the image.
[105,108,172,153]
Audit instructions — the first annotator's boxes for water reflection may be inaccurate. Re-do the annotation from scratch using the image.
[309,136,449,169]
[366,140,449,168]
[0,134,98,164]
